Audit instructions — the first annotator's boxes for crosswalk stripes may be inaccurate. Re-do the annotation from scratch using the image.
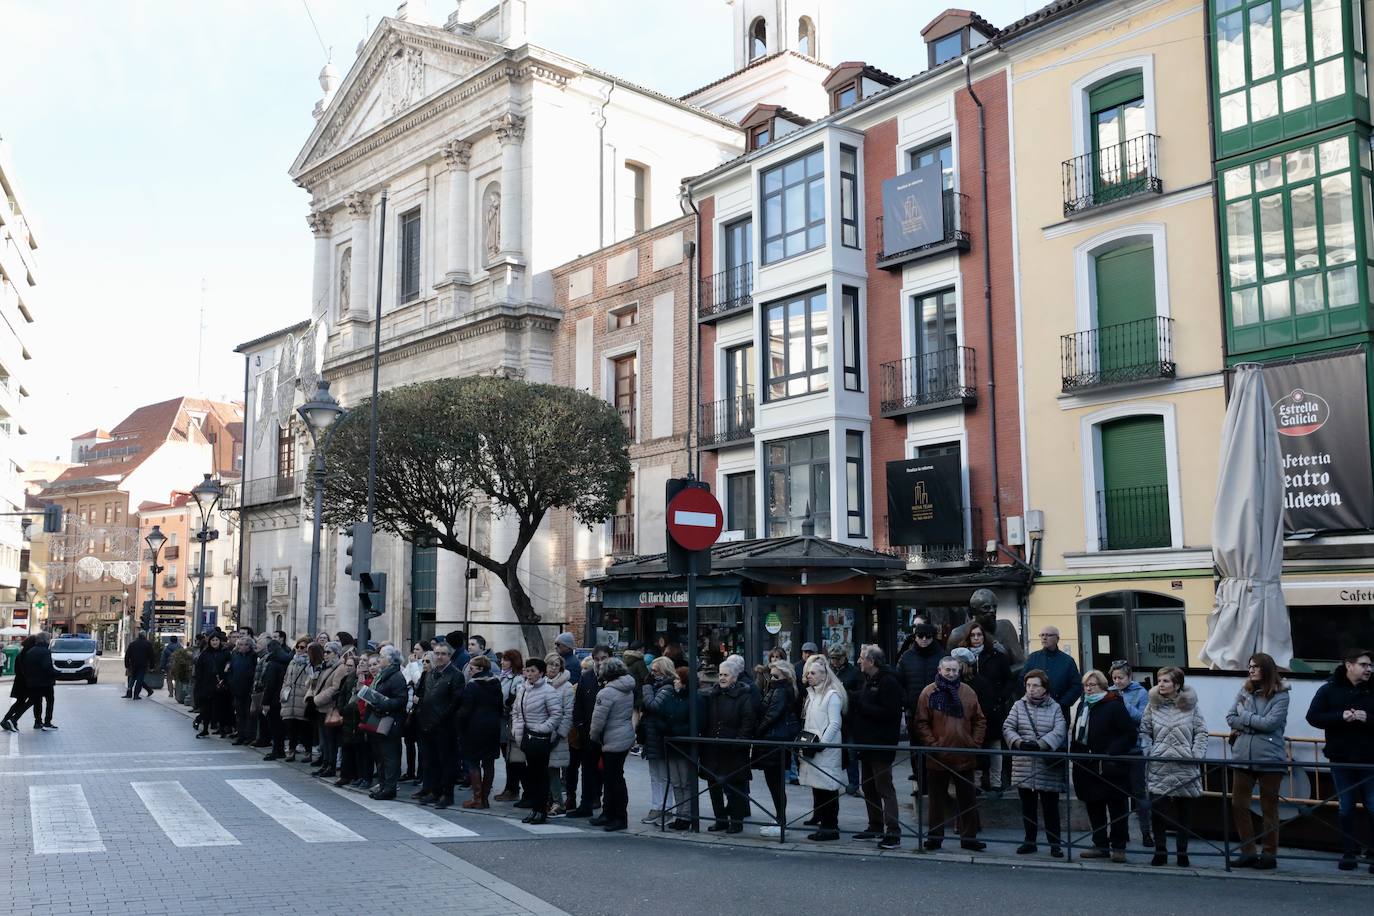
[330,786,480,838]
[511,819,584,835]
[132,781,240,847]
[227,778,367,843]
[30,784,104,854]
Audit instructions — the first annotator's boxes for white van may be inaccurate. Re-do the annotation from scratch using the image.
[50,635,101,684]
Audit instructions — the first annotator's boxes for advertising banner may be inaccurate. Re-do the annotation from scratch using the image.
[886,455,964,546]
[881,164,944,255]
[1262,349,1374,533]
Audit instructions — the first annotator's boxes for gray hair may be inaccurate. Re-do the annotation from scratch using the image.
[325,641,343,656]
[861,644,885,666]
[236,636,252,649]
[433,643,453,656]
[599,657,628,679]
[380,644,404,665]
[938,655,959,669]
[719,656,746,678]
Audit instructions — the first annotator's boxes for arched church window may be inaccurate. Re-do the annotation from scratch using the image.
[798,17,815,56]
[749,17,767,60]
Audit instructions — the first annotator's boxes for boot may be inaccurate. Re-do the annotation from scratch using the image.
[462,792,484,809]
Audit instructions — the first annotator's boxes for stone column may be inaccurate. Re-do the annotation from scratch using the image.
[307,210,332,320]
[492,112,525,261]
[345,191,371,320]
[441,139,472,282]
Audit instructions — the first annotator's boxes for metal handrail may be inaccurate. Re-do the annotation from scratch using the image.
[1096,484,1170,550]
[1061,315,1175,392]
[700,263,753,319]
[610,513,635,557]
[1062,133,1162,215]
[879,346,976,413]
[698,389,754,447]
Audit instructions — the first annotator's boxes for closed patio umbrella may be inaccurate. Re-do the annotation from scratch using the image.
[1200,365,1292,669]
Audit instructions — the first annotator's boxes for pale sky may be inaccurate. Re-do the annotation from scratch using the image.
[2,0,1035,463]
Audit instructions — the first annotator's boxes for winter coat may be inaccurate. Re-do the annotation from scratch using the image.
[498,669,520,743]
[590,673,637,753]
[416,663,464,732]
[646,681,693,756]
[311,658,350,714]
[259,644,291,706]
[623,651,649,688]
[279,655,316,721]
[226,650,257,698]
[1226,683,1290,771]
[1069,692,1136,802]
[831,660,863,724]
[457,672,503,762]
[1002,696,1067,792]
[967,647,1014,733]
[547,670,575,768]
[338,673,362,743]
[572,666,599,730]
[703,680,756,783]
[640,676,677,761]
[1022,648,1082,711]
[1306,667,1374,763]
[369,663,410,719]
[751,678,800,769]
[852,664,903,761]
[915,681,986,773]
[1141,685,1208,798]
[896,642,944,711]
[192,646,230,704]
[20,645,55,691]
[1112,680,1150,748]
[511,677,565,751]
[9,644,31,698]
[798,687,845,790]
[124,636,154,671]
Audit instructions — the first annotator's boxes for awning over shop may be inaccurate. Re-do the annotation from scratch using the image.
[585,535,905,588]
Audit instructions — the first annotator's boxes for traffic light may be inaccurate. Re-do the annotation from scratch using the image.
[344,522,372,580]
[140,600,154,634]
[42,504,63,534]
[359,571,387,618]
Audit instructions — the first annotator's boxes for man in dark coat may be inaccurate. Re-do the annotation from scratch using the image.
[1021,625,1082,720]
[853,646,903,847]
[159,636,180,697]
[897,623,943,786]
[566,645,610,817]
[1306,647,1374,870]
[227,637,258,744]
[123,631,155,699]
[259,638,292,760]
[4,633,54,730]
[1,635,36,731]
[414,642,465,809]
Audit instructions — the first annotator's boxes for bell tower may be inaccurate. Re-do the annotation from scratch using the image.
[729,0,828,70]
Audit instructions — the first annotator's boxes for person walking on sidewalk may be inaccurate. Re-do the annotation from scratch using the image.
[3,633,55,731]
[1,634,36,732]
[160,636,180,698]
[853,645,903,849]
[1226,652,1289,871]
[1003,668,1067,857]
[1305,647,1374,872]
[916,655,987,851]
[124,630,155,699]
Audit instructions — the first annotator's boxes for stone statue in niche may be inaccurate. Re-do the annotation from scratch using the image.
[484,184,501,261]
[338,247,352,314]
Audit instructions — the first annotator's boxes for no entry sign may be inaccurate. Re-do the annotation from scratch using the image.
[666,486,724,552]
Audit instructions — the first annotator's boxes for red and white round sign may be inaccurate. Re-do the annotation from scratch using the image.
[666,487,724,553]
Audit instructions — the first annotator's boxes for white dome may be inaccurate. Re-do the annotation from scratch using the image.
[318,62,341,94]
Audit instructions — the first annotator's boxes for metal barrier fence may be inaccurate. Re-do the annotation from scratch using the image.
[658,735,1374,871]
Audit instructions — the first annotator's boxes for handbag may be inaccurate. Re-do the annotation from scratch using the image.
[324,707,344,727]
[361,711,395,735]
[521,729,554,757]
[796,729,821,758]
[567,724,582,750]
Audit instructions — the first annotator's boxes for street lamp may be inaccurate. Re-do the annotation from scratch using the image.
[145,524,168,637]
[297,379,344,636]
[190,474,224,636]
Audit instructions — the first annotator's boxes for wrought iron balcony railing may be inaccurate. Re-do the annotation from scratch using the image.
[243,472,300,506]
[1096,485,1171,551]
[698,390,755,449]
[880,507,984,570]
[699,263,753,321]
[609,513,635,557]
[1061,316,1175,392]
[876,189,970,268]
[880,347,976,417]
[1063,134,1162,216]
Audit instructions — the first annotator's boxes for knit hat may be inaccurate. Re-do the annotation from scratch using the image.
[801,642,819,654]
[951,647,976,666]
[555,632,576,649]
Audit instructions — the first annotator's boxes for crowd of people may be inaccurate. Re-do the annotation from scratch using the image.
[109,610,1374,873]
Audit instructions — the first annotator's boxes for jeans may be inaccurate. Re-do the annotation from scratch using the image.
[666,750,697,819]
[859,752,899,835]
[1331,766,1374,854]
[318,723,340,772]
[126,666,148,697]
[1085,794,1131,851]
[926,766,979,839]
[372,729,403,792]
[1230,769,1283,856]
[1149,794,1194,853]
[601,749,630,823]
[648,757,671,813]
[1017,788,1061,846]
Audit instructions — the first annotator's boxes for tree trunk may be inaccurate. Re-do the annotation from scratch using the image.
[502,566,548,659]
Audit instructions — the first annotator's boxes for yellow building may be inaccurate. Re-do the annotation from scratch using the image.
[1003,0,1225,674]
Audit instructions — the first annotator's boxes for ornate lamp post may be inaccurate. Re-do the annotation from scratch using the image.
[190,475,224,635]
[297,380,344,636]
[144,525,167,637]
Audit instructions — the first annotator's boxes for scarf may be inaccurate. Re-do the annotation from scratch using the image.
[927,674,964,718]
[969,644,984,658]
[1075,691,1104,743]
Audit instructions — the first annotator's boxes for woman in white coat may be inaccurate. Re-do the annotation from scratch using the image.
[798,654,847,842]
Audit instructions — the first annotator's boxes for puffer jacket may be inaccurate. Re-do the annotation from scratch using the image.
[1002,696,1067,792]
[589,673,637,753]
[797,687,844,791]
[279,655,316,721]
[1306,666,1374,763]
[1141,685,1208,798]
[1226,683,1290,771]
[547,670,575,768]
[896,641,943,710]
[640,675,676,761]
[312,659,350,715]
[511,677,564,749]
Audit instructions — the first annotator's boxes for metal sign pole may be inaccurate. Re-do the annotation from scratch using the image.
[686,549,699,831]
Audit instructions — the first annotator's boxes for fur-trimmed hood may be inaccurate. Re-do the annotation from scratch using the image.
[1147,684,1198,712]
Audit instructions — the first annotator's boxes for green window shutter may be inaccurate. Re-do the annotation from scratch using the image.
[1099,416,1170,549]
[1089,72,1144,115]
[1094,242,1159,378]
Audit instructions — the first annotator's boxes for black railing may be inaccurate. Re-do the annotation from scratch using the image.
[243,472,299,506]
[881,507,983,568]
[699,263,753,320]
[1063,133,1161,215]
[876,189,970,266]
[610,513,635,557]
[1061,316,1174,392]
[879,347,976,416]
[1097,484,1170,550]
[698,389,754,448]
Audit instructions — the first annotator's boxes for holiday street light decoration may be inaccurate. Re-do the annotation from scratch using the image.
[45,515,142,586]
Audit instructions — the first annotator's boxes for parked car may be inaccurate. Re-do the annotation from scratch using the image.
[49,636,101,684]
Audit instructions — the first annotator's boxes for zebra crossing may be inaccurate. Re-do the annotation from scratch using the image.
[21,777,590,854]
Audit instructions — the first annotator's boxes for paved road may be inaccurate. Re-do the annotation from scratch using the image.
[5,669,1371,916]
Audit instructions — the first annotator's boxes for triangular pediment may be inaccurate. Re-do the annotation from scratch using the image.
[291,17,503,178]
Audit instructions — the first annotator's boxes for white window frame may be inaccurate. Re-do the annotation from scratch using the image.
[1079,401,1184,553]
[1075,223,1171,332]
[1070,56,1157,160]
